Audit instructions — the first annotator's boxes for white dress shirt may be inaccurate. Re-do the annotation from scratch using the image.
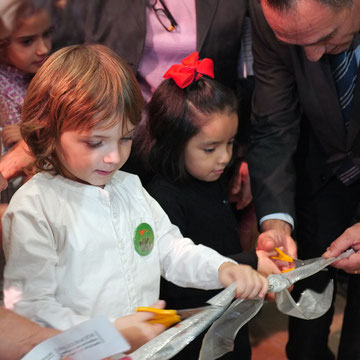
[2,171,232,330]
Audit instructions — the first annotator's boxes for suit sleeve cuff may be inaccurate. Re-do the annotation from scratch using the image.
[259,213,294,230]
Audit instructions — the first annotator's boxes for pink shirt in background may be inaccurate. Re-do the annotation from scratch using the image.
[0,64,30,128]
[137,0,197,102]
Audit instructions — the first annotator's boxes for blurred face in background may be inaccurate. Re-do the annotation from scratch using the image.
[4,8,53,73]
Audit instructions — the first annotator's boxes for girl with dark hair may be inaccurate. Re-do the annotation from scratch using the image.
[138,52,278,360]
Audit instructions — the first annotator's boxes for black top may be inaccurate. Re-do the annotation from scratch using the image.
[147,173,258,309]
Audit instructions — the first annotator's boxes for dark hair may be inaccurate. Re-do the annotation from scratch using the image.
[136,77,237,183]
[267,0,352,11]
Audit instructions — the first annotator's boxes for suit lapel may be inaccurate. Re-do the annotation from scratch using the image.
[302,51,346,152]
[196,0,218,52]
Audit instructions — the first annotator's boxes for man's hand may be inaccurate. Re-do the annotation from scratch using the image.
[256,249,282,277]
[257,219,297,273]
[218,262,268,299]
[323,223,360,273]
[114,301,166,353]
[258,219,297,256]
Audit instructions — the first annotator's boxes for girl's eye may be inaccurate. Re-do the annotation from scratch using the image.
[121,136,133,142]
[21,38,34,46]
[204,148,215,153]
[86,142,102,148]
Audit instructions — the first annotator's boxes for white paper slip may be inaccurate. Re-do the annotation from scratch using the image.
[21,317,130,360]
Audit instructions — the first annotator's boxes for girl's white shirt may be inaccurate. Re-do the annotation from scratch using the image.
[2,171,233,330]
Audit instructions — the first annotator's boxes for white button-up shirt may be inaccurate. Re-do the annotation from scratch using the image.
[2,171,232,330]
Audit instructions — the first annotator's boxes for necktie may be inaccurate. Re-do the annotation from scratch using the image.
[330,49,358,126]
[330,49,360,185]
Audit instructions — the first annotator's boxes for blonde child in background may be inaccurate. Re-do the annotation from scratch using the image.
[2,44,268,335]
[0,1,52,202]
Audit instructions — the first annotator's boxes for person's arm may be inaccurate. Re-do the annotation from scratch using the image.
[247,0,302,224]
[142,184,269,299]
[2,188,91,330]
[323,223,360,272]
[0,304,166,360]
[0,307,59,360]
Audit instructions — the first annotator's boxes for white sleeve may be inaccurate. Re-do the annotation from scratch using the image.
[2,191,89,330]
[141,187,236,290]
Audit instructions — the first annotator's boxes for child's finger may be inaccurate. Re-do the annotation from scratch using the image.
[258,277,269,298]
[150,299,166,309]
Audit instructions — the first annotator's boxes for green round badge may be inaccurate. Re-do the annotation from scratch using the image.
[134,223,154,256]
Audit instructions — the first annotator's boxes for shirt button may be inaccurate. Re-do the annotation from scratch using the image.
[113,212,118,218]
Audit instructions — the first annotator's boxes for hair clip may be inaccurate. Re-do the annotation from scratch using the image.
[163,51,214,89]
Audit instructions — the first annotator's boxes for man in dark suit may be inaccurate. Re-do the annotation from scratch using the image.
[247,0,360,358]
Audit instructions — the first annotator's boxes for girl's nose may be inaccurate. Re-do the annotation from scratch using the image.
[36,38,51,57]
[103,148,121,164]
[218,149,231,165]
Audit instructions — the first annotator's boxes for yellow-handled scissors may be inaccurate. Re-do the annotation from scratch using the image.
[136,306,208,328]
[271,247,305,273]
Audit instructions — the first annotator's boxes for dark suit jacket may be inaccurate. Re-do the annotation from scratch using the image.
[247,0,360,222]
[76,0,247,90]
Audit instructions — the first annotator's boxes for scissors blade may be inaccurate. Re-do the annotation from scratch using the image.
[176,306,210,320]
[283,248,355,285]
[292,258,305,267]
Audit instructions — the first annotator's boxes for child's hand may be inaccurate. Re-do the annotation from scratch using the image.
[0,140,34,180]
[218,262,268,299]
[256,249,283,277]
[114,300,167,353]
[2,124,22,147]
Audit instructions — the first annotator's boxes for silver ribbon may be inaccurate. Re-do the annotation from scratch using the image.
[121,249,354,360]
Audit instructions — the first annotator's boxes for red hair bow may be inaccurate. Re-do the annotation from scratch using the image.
[163,52,214,88]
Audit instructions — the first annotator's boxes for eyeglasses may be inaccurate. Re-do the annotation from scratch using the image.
[149,0,178,32]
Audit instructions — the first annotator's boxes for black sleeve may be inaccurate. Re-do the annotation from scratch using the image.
[229,250,258,270]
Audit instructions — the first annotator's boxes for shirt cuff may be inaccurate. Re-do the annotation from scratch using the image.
[259,213,294,230]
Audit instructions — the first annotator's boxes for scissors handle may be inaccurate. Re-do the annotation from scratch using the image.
[271,247,299,272]
[271,247,294,262]
[136,307,181,328]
